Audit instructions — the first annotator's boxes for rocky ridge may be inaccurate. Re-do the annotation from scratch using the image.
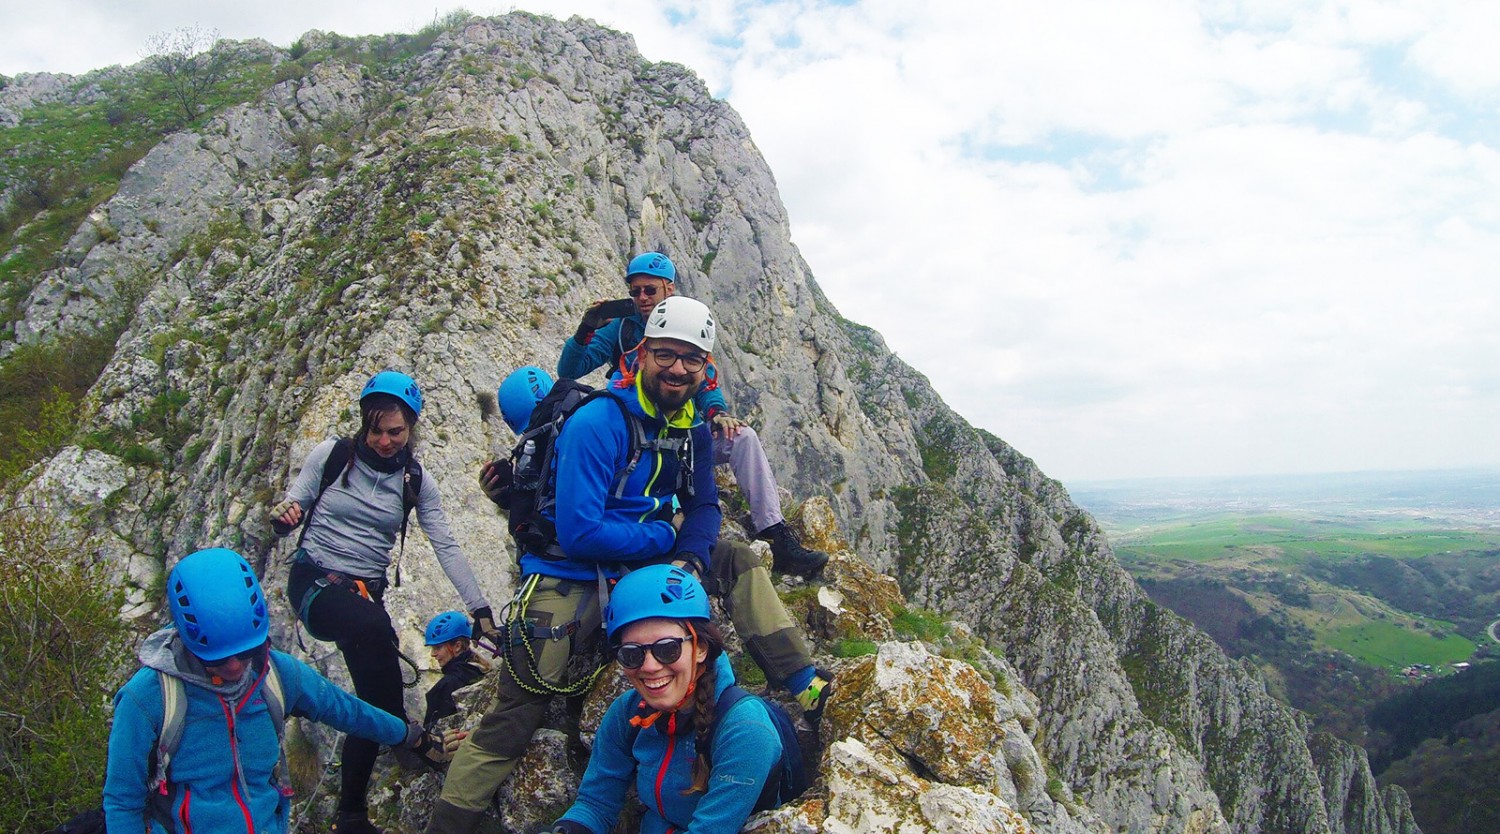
[3,12,1417,834]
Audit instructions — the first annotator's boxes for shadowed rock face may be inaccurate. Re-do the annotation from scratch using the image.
[7,12,1415,834]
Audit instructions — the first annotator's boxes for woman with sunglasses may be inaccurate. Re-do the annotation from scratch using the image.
[103,548,451,834]
[548,564,787,834]
[269,371,494,834]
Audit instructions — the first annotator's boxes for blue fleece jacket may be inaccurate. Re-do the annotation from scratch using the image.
[103,637,407,834]
[519,376,721,581]
[558,314,729,417]
[557,654,781,834]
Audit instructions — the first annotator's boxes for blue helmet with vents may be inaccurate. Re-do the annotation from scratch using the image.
[167,548,269,662]
[626,252,675,282]
[362,370,423,417]
[497,366,554,433]
[604,564,710,642]
[424,611,471,646]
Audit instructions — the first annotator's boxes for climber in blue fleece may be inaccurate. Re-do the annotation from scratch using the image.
[103,548,451,834]
[551,566,784,834]
[558,251,828,579]
[528,343,721,583]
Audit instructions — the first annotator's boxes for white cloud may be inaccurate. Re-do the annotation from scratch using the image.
[3,0,1497,480]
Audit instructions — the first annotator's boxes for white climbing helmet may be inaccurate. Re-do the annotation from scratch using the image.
[644,296,716,354]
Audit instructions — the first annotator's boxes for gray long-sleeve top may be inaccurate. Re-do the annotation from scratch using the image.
[287,439,489,612]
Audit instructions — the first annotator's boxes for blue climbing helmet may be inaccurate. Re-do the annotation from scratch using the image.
[425,611,471,646]
[604,564,710,642]
[361,370,423,417]
[497,366,554,433]
[626,252,675,282]
[167,548,269,662]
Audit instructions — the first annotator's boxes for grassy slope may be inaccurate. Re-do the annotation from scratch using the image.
[1116,514,1498,671]
[1115,511,1500,834]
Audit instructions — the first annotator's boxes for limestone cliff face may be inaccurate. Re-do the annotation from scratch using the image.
[4,12,1415,834]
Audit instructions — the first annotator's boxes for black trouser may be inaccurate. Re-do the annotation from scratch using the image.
[287,560,406,815]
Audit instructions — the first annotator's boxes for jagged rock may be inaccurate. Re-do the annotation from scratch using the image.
[2,11,1419,834]
[818,737,1034,834]
[13,446,158,618]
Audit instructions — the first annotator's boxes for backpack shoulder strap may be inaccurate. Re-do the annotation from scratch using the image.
[614,318,645,369]
[296,438,356,547]
[152,672,187,786]
[263,657,286,728]
[263,656,293,798]
[709,685,803,812]
[597,393,647,499]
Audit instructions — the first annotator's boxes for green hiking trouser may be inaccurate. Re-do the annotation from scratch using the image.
[710,540,813,686]
[431,543,812,825]
[435,575,604,820]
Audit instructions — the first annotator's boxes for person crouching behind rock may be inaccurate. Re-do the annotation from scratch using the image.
[421,610,491,729]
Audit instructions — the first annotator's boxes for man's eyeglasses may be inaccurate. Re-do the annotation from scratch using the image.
[616,636,689,669]
[648,348,707,373]
[628,284,662,298]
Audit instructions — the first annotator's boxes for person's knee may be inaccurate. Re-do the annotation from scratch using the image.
[715,540,762,579]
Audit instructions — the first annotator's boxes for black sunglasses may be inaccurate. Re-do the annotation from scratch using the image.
[616,636,689,669]
[202,646,261,667]
[628,284,662,298]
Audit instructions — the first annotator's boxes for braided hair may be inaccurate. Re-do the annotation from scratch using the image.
[684,619,725,795]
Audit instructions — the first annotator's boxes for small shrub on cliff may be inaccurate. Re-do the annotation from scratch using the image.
[0,512,136,831]
[0,331,119,486]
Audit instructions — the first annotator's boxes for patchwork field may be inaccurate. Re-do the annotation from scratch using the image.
[1075,470,1500,674]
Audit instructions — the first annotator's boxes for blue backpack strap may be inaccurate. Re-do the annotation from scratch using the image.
[711,685,807,812]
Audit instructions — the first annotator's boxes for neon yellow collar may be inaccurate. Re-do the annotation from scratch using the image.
[635,375,696,427]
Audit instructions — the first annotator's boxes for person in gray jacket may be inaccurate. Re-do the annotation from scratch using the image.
[270,371,496,834]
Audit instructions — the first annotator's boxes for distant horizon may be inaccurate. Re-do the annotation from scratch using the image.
[1069,464,1500,488]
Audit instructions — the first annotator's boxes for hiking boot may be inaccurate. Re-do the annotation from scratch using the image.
[332,811,382,834]
[795,670,832,724]
[760,522,828,578]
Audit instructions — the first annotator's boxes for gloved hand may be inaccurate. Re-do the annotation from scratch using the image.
[442,728,467,757]
[574,298,628,341]
[471,606,501,642]
[671,553,707,579]
[711,413,746,438]
[401,721,454,770]
[269,499,302,536]
[479,460,512,507]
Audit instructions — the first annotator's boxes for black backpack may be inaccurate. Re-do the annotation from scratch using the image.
[492,379,694,560]
[627,685,811,814]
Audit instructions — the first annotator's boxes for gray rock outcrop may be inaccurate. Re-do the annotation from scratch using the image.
[3,12,1417,834]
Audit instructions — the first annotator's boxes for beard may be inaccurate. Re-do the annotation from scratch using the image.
[642,368,697,412]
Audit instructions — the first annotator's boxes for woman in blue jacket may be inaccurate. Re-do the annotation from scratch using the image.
[103,548,448,834]
[550,565,785,834]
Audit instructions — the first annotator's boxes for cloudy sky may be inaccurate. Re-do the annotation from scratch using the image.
[4,1,1498,483]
